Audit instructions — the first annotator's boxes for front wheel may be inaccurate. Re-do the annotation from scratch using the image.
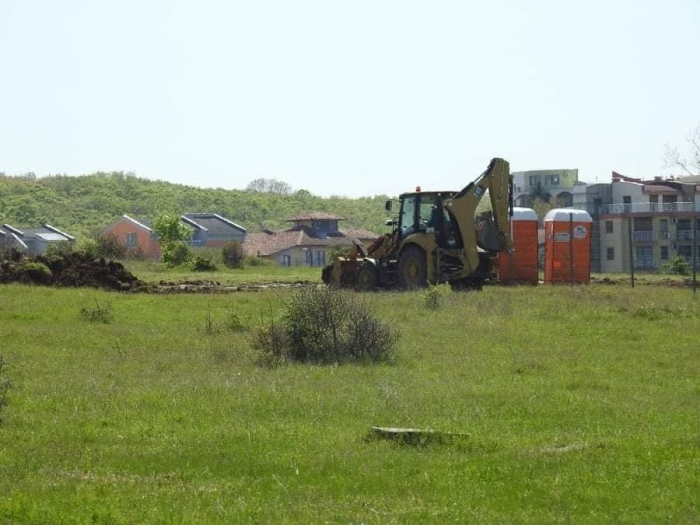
[355,263,378,291]
[397,246,427,289]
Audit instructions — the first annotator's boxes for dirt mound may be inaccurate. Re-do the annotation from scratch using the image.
[0,251,148,291]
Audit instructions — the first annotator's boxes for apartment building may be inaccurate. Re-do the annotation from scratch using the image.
[573,172,700,272]
[512,169,579,207]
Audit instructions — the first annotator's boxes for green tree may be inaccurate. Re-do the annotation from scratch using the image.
[153,214,192,266]
[245,178,293,194]
[153,214,190,244]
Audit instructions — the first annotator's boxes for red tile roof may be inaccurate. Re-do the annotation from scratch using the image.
[243,227,380,257]
[285,211,346,221]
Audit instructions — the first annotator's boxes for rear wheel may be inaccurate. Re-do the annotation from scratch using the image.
[397,246,427,289]
[355,263,378,291]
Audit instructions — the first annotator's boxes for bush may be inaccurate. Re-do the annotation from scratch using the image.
[664,255,692,276]
[327,244,352,261]
[79,301,113,323]
[76,238,99,259]
[222,241,245,269]
[94,234,127,260]
[191,256,218,272]
[252,286,398,365]
[423,283,443,310]
[244,255,271,267]
[162,242,192,267]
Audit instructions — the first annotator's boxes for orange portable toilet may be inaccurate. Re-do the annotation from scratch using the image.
[498,207,539,283]
[543,208,593,284]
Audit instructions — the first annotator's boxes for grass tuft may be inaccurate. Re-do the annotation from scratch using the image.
[79,300,113,323]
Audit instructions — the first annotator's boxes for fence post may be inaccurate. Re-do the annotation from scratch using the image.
[693,210,697,295]
[628,216,635,288]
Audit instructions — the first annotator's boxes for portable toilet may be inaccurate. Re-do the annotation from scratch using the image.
[543,208,593,284]
[498,207,539,283]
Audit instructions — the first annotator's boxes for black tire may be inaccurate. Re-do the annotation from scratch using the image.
[449,278,483,292]
[355,263,378,291]
[397,246,427,289]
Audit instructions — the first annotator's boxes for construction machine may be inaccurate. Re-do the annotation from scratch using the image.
[321,157,513,290]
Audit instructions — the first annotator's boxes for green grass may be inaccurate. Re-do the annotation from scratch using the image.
[0,281,698,524]
[124,259,322,285]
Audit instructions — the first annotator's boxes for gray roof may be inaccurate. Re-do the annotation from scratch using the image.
[182,213,246,234]
[2,223,74,241]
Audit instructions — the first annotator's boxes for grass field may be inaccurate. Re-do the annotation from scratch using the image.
[0,273,698,524]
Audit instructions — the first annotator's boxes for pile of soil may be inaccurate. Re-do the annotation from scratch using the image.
[0,251,148,292]
[0,250,316,293]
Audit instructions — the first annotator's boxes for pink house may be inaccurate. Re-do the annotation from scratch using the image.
[102,215,160,259]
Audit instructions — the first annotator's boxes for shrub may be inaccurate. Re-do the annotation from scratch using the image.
[194,247,223,265]
[327,244,352,261]
[222,241,245,269]
[79,301,113,323]
[423,283,443,310]
[244,255,271,267]
[94,234,127,260]
[162,242,193,267]
[251,286,398,365]
[76,238,99,259]
[664,255,691,276]
[191,256,218,272]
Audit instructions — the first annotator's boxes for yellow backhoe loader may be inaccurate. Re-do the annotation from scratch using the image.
[321,157,513,290]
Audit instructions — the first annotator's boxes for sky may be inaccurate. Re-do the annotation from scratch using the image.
[1,0,699,198]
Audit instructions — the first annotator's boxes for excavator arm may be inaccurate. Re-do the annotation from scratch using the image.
[444,157,513,276]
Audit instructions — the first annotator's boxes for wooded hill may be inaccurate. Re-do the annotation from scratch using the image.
[0,172,394,240]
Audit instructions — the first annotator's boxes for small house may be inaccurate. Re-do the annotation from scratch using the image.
[101,215,160,259]
[243,211,378,266]
[1,223,75,255]
[180,213,247,247]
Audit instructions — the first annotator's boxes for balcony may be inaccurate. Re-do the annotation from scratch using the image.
[632,231,654,242]
[630,230,699,242]
[603,202,696,214]
[676,230,700,241]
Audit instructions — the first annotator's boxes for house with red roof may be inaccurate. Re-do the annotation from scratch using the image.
[243,211,378,267]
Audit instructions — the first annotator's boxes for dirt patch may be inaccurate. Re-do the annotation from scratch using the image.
[151,279,313,293]
[0,250,315,293]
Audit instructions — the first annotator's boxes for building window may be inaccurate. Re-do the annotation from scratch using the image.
[281,254,291,267]
[636,246,654,269]
[605,221,613,234]
[312,250,326,267]
[126,232,137,247]
[622,196,631,213]
[529,176,538,186]
[660,246,669,260]
[606,247,615,260]
[544,174,560,185]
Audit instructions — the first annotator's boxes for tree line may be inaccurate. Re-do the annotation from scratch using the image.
[0,173,392,240]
